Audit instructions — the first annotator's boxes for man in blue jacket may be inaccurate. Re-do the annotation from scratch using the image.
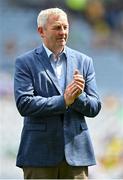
[14,7,101,179]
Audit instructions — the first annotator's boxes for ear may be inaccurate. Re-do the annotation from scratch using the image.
[38,27,44,38]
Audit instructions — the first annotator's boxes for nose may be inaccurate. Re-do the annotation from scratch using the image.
[59,26,66,35]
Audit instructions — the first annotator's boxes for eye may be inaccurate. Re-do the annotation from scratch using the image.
[64,26,68,30]
[52,26,61,30]
[57,26,61,30]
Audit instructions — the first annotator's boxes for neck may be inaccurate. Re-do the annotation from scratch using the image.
[52,47,64,56]
[44,44,64,56]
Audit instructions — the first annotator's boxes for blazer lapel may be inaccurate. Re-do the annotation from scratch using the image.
[65,47,76,87]
[35,46,62,94]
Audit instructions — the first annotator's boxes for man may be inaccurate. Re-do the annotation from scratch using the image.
[14,8,101,179]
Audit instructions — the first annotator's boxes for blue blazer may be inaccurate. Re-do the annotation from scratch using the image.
[14,45,101,167]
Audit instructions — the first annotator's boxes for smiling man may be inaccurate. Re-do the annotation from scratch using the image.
[38,11,69,56]
[14,8,101,179]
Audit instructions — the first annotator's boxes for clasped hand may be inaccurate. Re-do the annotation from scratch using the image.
[64,69,85,106]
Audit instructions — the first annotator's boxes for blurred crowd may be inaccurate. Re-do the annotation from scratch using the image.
[9,0,123,48]
[65,0,123,48]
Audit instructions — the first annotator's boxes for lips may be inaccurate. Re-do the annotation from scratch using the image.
[57,38,65,42]
[58,39,64,41]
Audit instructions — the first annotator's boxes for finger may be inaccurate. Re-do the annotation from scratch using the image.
[74,76,84,83]
[74,80,85,86]
[75,85,83,92]
[67,81,84,94]
[74,74,84,80]
[67,82,76,91]
[74,81,85,88]
[74,78,85,84]
[68,85,78,95]
[74,81,85,89]
[71,88,80,97]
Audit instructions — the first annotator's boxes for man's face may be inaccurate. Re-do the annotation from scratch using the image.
[40,14,69,53]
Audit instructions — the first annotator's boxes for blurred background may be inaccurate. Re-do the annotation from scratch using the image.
[0,0,123,178]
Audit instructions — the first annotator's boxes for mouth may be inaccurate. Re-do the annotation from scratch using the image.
[57,38,66,42]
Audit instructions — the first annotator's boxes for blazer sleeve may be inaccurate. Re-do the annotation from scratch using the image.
[70,57,101,117]
[14,57,66,117]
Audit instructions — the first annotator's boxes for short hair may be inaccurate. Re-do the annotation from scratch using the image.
[37,8,67,28]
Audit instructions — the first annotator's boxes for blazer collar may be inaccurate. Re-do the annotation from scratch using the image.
[65,47,76,86]
[35,45,63,94]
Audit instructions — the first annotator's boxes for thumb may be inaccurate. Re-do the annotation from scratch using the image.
[74,69,80,75]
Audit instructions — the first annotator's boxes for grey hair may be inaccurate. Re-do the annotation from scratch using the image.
[37,8,67,28]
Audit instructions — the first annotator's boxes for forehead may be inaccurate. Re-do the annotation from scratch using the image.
[47,14,68,25]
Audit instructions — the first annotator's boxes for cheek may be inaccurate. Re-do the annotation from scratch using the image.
[66,30,69,35]
[49,32,56,38]
[46,34,54,41]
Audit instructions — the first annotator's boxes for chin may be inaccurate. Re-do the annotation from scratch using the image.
[59,41,66,46]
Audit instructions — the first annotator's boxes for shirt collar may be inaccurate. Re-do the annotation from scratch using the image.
[43,43,67,59]
[43,43,52,58]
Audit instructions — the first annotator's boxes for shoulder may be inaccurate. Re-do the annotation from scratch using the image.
[16,48,35,62]
[66,46,93,63]
[15,46,42,66]
[15,48,38,72]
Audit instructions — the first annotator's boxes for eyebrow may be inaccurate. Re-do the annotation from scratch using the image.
[52,23,69,27]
